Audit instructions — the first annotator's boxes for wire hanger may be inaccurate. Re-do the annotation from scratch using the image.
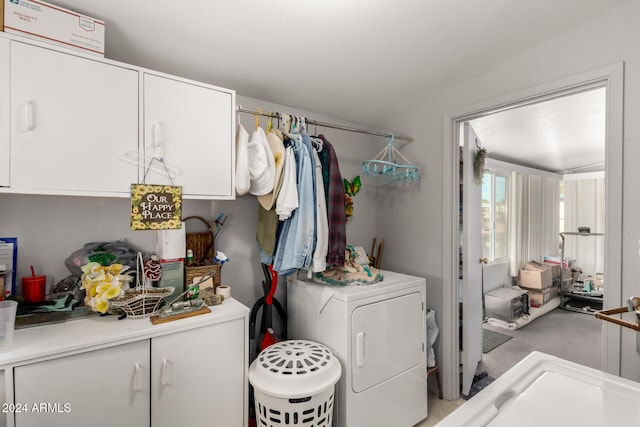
[119,141,180,183]
[310,136,323,152]
[361,134,420,184]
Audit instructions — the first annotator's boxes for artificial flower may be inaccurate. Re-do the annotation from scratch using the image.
[80,262,132,314]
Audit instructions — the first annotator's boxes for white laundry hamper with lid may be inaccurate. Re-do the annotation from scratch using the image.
[249,340,342,427]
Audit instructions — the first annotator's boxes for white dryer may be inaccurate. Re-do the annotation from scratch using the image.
[287,270,428,427]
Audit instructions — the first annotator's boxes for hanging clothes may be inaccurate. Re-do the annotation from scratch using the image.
[248,126,275,196]
[276,146,298,220]
[316,135,346,267]
[256,204,279,258]
[273,135,317,276]
[312,148,329,273]
[256,131,287,259]
[257,131,286,210]
[235,123,250,195]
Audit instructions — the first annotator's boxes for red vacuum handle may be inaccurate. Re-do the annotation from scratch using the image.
[266,264,278,305]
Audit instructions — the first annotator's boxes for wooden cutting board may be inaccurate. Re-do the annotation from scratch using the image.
[150,305,211,325]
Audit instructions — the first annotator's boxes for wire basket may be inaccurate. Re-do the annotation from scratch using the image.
[110,252,175,319]
[111,286,174,319]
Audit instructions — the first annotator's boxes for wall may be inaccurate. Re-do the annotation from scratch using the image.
[377,1,640,382]
[563,176,605,277]
[0,194,211,295]
[483,261,511,294]
[0,95,378,319]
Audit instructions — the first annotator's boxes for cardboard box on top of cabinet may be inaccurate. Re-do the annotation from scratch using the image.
[518,261,553,289]
[4,0,104,56]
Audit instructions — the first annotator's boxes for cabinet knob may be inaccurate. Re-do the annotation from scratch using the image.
[152,122,163,147]
[161,357,170,386]
[133,362,142,392]
[480,258,488,264]
[23,101,35,132]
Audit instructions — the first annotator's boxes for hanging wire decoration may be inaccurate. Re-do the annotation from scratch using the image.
[361,134,420,183]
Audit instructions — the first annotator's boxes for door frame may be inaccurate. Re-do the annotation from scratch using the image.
[440,63,624,400]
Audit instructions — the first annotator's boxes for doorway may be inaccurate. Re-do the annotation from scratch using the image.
[441,63,624,400]
[463,86,606,382]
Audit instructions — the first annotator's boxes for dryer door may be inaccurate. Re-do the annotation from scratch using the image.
[351,292,424,393]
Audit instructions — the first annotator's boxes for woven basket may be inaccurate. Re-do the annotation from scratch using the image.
[185,264,221,292]
[183,216,214,264]
[183,216,220,292]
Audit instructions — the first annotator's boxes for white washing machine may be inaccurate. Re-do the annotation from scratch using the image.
[287,270,428,427]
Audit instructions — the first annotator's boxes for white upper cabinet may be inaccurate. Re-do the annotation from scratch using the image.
[143,73,235,199]
[10,41,139,195]
[1,32,236,198]
[0,38,10,187]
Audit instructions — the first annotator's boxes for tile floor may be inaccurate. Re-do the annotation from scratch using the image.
[414,393,466,426]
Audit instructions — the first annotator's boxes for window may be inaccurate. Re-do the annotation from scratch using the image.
[481,170,509,262]
[559,181,565,232]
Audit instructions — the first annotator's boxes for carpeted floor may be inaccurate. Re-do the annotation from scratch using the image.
[483,329,512,353]
[479,307,601,379]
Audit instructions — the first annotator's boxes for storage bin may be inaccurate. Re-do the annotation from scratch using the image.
[249,340,342,427]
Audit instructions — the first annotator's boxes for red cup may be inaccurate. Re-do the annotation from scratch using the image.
[22,275,46,303]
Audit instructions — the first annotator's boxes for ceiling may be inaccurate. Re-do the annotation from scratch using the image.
[50,0,622,170]
[470,87,606,173]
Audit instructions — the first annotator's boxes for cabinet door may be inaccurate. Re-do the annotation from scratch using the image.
[0,38,9,187]
[143,73,234,199]
[14,340,150,427]
[151,319,245,427]
[10,42,138,195]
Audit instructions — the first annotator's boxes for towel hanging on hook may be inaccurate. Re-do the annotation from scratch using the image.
[361,134,420,184]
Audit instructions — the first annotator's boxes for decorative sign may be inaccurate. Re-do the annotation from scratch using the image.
[130,184,182,231]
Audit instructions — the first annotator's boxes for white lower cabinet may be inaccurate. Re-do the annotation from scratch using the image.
[7,306,248,427]
[14,340,150,427]
[152,319,245,427]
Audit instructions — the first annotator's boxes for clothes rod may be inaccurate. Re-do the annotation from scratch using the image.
[236,105,414,143]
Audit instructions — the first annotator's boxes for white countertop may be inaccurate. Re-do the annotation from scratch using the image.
[0,298,249,367]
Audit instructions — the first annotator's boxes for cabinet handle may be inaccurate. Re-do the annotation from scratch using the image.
[133,362,142,392]
[24,101,34,131]
[152,122,163,147]
[356,332,365,368]
[161,357,169,386]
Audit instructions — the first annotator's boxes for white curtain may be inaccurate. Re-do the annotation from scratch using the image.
[509,173,561,276]
[563,178,605,277]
